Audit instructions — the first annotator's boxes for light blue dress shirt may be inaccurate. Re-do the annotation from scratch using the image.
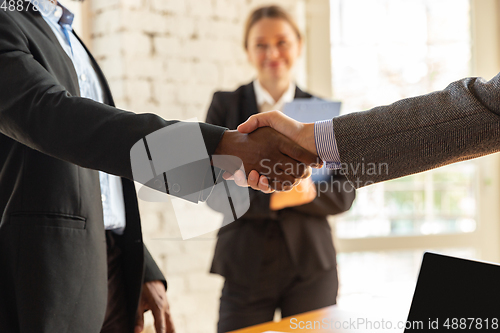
[33,0,126,234]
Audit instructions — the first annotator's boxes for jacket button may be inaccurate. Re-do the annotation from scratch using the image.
[172,183,180,193]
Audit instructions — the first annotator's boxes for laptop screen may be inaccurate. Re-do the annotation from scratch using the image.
[405,252,500,332]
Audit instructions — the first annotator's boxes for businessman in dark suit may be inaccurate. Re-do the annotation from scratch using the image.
[206,81,355,332]
[0,3,318,333]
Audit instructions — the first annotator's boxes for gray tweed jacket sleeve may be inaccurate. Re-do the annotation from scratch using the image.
[332,72,500,188]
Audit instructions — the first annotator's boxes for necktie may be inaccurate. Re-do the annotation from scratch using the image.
[57,5,74,54]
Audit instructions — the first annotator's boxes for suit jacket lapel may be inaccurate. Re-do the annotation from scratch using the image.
[72,31,116,107]
[71,33,132,204]
[25,9,80,94]
[294,86,313,99]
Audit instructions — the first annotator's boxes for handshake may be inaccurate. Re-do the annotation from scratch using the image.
[214,110,319,193]
[130,110,319,238]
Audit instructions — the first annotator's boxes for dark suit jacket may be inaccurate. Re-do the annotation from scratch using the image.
[206,82,356,287]
[0,9,225,333]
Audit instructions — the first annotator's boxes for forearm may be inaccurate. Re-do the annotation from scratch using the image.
[0,58,225,183]
[0,14,225,183]
[332,76,500,188]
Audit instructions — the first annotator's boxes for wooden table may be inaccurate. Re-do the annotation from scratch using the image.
[230,304,409,333]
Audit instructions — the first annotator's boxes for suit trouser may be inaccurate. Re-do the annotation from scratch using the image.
[100,231,130,333]
[217,222,338,333]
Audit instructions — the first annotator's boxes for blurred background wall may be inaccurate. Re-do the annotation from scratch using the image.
[64,0,500,332]
[73,1,329,332]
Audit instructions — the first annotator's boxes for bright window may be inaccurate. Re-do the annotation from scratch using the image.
[330,0,475,238]
[329,0,477,307]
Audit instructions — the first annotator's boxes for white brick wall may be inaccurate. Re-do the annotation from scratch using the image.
[89,1,305,332]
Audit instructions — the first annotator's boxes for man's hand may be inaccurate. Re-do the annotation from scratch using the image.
[237,111,317,155]
[214,127,320,191]
[135,281,175,333]
[232,111,318,192]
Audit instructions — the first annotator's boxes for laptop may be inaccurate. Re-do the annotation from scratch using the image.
[404,252,500,332]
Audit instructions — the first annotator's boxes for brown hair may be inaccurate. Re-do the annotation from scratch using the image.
[243,5,302,50]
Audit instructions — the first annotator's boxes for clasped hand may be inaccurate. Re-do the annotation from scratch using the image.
[215,111,317,193]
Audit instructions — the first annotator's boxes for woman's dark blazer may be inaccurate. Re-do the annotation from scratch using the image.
[205,82,356,286]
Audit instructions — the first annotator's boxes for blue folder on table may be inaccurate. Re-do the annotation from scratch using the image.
[283,98,341,182]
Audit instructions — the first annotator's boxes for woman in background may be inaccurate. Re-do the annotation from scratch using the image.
[206,5,356,332]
